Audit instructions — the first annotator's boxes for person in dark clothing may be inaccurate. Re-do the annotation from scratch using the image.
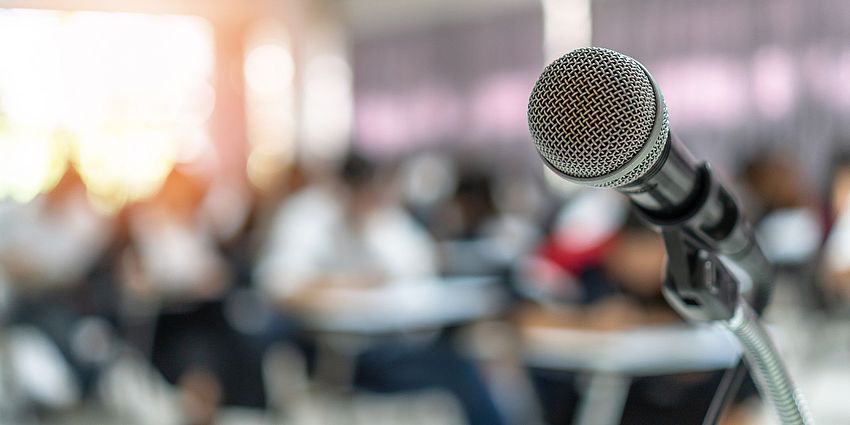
[353,331,505,425]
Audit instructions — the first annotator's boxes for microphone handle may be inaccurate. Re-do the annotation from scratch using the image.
[623,133,775,312]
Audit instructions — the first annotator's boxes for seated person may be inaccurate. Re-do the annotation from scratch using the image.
[124,169,265,424]
[822,153,850,307]
[738,154,822,307]
[0,167,116,401]
[255,152,505,425]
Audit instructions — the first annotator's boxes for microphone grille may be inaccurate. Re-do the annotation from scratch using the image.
[528,47,668,187]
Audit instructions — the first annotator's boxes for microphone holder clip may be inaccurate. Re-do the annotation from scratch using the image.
[661,227,739,323]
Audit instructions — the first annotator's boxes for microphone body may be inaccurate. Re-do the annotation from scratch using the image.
[528,47,773,310]
[619,132,772,310]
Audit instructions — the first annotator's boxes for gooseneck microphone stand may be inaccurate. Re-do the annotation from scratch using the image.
[662,228,812,425]
[647,164,813,425]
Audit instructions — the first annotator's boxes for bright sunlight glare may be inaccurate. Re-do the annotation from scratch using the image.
[0,9,214,211]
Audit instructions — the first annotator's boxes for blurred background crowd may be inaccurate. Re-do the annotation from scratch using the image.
[1,0,850,424]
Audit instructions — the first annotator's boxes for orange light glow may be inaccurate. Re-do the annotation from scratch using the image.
[244,25,297,191]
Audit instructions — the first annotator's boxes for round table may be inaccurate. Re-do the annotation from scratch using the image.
[296,276,507,334]
[292,276,507,386]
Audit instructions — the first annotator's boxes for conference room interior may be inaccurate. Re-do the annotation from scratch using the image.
[0,0,849,424]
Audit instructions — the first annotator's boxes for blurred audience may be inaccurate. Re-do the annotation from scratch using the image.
[255,152,505,425]
[0,141,842,425]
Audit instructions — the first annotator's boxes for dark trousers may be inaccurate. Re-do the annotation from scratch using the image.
[530,368,758,425]
[151,301,268,408]
[354,334,506,425]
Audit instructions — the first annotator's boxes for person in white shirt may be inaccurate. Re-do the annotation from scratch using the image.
[256,154,437,300]
[0,169,112,291]
[255,153,505,425]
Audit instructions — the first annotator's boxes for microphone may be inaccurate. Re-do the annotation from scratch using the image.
[527,47,773,311]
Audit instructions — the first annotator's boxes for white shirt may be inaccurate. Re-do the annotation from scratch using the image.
[255,186,437,299]
[0,191,111,288]
[130,208,223,297]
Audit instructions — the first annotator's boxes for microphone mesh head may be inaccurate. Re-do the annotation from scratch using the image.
[528,47,668,188]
